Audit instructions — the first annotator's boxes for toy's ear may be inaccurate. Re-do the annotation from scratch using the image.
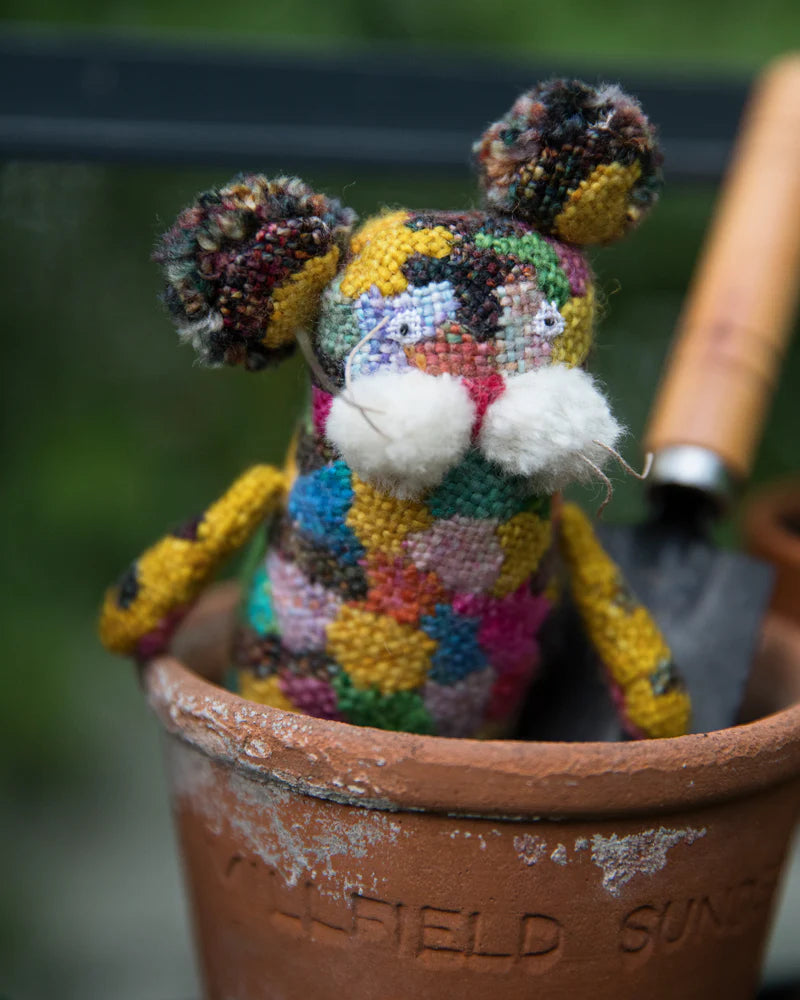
[155,175,356,370]
[474,80,662,245]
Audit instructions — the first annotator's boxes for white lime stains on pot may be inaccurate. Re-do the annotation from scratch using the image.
[589,826,708,896]
[446,828,495,851]
[168,739,406,901]
[510,826,708,894]
[151,662,397,810]
[514,833,548,866]
[144,594,800,1000]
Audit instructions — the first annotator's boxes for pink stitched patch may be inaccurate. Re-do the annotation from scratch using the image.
[280,672,343,721]
[135,605,189,660]
[454,585,551,674]
[405,515,504,593]
[463,373,506,438]
[545,237,591,297]
[487,658,538,721]
[267,550,342,653]
[424,667,495,737]
[311,385,334,437]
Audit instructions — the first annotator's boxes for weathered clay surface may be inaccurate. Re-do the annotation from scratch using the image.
[148,586,800,1000]
[745,478,800,626]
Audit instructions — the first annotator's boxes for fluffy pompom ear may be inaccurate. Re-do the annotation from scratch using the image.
[473,80,662,245]
[154,175,356,370]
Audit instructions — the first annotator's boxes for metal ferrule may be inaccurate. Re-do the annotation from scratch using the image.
[648,445,737,511]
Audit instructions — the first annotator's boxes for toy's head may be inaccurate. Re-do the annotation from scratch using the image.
[157,80,661,498]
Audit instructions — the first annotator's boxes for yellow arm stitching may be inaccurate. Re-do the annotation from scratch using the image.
[558,502,691,738]
[99,465,288,655]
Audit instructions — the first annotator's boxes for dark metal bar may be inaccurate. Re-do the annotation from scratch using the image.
[0,31,750,180]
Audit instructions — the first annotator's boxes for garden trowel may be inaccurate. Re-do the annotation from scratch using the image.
[526,56,800,740]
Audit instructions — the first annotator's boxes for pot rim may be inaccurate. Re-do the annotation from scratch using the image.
[145,649,800,820]
[744,478,800,567]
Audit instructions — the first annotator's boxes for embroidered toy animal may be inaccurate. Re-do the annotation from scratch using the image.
[100,79,690,740]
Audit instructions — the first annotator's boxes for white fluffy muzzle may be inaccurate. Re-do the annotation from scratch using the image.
[478,364,623,491]
[325,370,475,498]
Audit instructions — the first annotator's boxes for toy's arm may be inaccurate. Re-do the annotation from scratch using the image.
[99,465,288,657]
[558,502,691,738]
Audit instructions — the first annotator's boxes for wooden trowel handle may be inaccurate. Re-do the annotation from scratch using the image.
[645,56,800,482]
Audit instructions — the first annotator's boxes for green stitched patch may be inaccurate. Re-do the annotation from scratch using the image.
[475,231,570,307]
[333,672,434,734]
[426,450,534,521]
[317,276,362,360]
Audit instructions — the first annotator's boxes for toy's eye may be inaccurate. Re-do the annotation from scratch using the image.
[386,309,426,344]
[534,301,565,340]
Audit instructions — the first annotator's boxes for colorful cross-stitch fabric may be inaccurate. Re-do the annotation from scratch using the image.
[231,207,578,736]
[101,79,690,741]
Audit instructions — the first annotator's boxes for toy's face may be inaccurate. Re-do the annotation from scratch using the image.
[156,80,662,500]
[315,209,620,500]
[315,210,595,385]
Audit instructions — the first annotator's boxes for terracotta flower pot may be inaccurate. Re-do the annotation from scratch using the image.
[146,585,800,1000]
[744,479,800,627]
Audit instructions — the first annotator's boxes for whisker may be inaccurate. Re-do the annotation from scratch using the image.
[592,441,653,481]
[341,315,393,438]
[579,453,614,518]
[296,328,339,395]
[339,393,384,415]
[345,315,389,394]
[296,327,387,435]
[349,398,390,439]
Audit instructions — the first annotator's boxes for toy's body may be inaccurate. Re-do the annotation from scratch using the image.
[100,80,691,740]
[243,410,554,737]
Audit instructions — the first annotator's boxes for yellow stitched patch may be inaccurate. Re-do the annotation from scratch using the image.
[624,677,691,740]
[492,511,552,597]
[341,215,455,298]
[349,210,409,255]
[238,673,297,712]
[558,502,690,737]
[327,605,436,693]
[554,161,643,246]
[347,475,434,555]
[264,246,340,348]
[551,286,595,368]
[99,465,287,655]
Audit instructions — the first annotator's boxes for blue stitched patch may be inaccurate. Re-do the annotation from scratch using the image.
[288,461,365,565]
[245,565,277,636]
[420,604,487,684]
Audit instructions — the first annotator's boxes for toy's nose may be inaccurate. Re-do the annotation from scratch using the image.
[463,374,506,440]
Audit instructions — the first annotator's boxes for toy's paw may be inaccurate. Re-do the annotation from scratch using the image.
[99,465,288,658]
[478,365,623,491]
[326,369,475,498]
[99,553,197,658]
[134,605,191,661]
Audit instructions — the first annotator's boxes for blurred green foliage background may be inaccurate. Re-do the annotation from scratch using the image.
[3,0,799,69]
[1,2,799,997]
